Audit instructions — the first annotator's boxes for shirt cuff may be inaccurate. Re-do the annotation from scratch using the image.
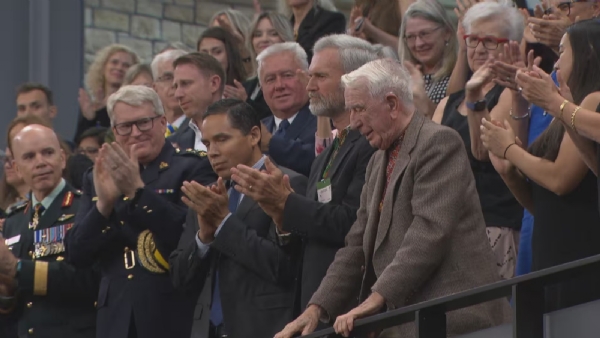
[194,213,232,257]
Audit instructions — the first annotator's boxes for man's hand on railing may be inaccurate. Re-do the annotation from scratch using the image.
[274,304,322,338]
[334,292,386,337]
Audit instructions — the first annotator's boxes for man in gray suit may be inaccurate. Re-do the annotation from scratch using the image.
[169,99,306,338]
[275,59,509,338]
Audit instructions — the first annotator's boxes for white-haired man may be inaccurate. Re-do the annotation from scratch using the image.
[276,59,509,338]
[64,85,216,338]
[151,49,188,137]
[257,42,317,177]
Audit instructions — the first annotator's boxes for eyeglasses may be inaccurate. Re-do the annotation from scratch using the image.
[464,35,509,50]
[155,73,174,83]
[77,147,100,156]
[404,26,443,44]
[556,0,589,15]
[113,116,161,136]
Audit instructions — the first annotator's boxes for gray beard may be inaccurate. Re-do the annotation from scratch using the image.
[309,96,344,118]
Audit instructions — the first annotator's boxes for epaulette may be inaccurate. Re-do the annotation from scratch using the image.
[73,189,82,196]
[5,200,28,217]
[174,148,207,158]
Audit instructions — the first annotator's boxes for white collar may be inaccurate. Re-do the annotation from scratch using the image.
[171,115,186,128]
[273,112,299,130]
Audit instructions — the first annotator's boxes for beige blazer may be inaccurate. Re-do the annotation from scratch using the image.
[309,112,510,336]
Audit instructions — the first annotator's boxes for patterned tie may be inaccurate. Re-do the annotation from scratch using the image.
[274,119,290,137]
[379,133,405,212]
[164,123,178,138]
[30,203,45,230]
[210,185,241,327]
[322,128,350,179]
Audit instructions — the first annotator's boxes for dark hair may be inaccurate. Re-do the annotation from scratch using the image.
[0,176,20,212]
[526,42,559,74]
[197,26,248,86]
[529,19,600,161]
[203,99,261,136]
[76,126,107,147]
[16,82,54,105]
[66,154,94,190]
[173,52,226,94]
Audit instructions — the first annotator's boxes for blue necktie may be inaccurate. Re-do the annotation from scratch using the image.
[210,185,241,327]
[274,119,290,137]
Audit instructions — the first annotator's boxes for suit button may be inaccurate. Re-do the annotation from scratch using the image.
[28,328,34,334]
[101,230,106,234]
[28,251,33,258]
[127,274,134,280]
[94,301,97,307]
[27,302,33,308]
[361,265,365,272]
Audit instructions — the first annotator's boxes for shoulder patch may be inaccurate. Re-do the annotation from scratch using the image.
[175,148,207,158]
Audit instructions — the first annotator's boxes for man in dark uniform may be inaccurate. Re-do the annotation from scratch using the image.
[0,124,98,338]
[65,85,217,338]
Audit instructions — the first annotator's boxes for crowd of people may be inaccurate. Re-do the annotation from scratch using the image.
[1,0,600,337]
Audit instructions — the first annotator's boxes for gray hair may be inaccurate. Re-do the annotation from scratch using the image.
[123,64,153,86]
[246,11,294,62]
[372,44,399,60]
[342,59,413,106]
[257,42,308,80]
[209,9,252,39]
[278,0,337,17]
[313,34,381,73]
[107,85,165,125]
[463,1,524,42]
[151,49,188,79]
[398,0,458,82]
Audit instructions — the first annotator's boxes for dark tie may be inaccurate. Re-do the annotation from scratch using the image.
[210,185,241,327]
[274,119,290,137]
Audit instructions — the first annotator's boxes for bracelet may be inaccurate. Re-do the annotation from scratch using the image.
[571,106,581,132]
[509,109,530,120]
[503,142,517,159]
[559,99,569,121]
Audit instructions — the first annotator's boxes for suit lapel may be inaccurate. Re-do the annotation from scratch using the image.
[284,104,310,141]
[141,142,174,184]
[309,141,334,200]
[262,116,275,134]
[37,185,70,230]
[234,196,256,221]
[373,113,426,253]
[325,129,360,181]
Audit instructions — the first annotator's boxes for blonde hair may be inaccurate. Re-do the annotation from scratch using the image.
[278,0,338,18]
[398,0,457,82]
[85,44,140,100]
[209,9,252,40]
[246,12,294,63]
[123,64,153,86]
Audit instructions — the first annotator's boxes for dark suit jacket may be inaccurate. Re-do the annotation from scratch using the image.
[281,129,375,311]
[65,142,217,338]
[262,104,316,177]
[169,166,307,338]
[309,113,510,336]
[167,118,195,150]
[243,77,272,120]
[74,107,110,142]
[2,183,98,338]
[292,6,346,62]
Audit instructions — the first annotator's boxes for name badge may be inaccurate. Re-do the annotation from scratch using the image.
[317,179,332,203]
[5,235,20,246]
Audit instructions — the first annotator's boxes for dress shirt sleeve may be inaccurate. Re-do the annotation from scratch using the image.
[194,213,232,257]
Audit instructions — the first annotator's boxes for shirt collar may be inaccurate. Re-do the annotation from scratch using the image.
[273,112,299,130]
[172,115,186,128]
[31,178,66,210]
[189,119,202,135]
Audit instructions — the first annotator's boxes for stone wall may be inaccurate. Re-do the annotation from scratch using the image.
[84,0,352,72]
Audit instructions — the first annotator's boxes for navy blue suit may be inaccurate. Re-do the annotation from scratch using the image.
[64,142,217,338]
[261,104,316,177]
[167,118,195,150]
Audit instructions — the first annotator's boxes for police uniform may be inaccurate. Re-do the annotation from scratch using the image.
[65,142,217,338]
[0,180,98,338]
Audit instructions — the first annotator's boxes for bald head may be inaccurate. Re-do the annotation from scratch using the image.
[12,124,65,201]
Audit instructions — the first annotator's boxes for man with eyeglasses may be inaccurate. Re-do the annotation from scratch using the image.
[64,85,217,338]
[151,49,188,137]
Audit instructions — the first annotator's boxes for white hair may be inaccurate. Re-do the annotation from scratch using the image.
[342,59,413,106]
[150,49,188,79]
[107,85,165,125]
[278,0,337,17]
[463,1,524,42]
[372,44,399,61]
[314,35,381,73]
[256,42,308,80]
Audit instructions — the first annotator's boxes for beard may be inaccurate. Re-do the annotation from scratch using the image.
[309,91,345,117]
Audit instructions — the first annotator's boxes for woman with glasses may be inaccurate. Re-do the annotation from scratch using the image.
[398,0,458,117]
[431,1,525,279]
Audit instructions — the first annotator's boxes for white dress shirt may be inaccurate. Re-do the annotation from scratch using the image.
[188,120,208,151]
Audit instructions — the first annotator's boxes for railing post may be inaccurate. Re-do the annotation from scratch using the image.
[513,282,544,338]
[416,308,446,338]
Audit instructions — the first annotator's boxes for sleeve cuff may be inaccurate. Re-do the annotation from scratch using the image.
[18,260,48,296]
[194,213,231,257]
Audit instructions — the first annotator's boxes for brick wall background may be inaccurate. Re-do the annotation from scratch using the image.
[84,0,353,72]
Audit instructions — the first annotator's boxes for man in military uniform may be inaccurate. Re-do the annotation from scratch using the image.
[65,85,217,338]
[0,124,98,338]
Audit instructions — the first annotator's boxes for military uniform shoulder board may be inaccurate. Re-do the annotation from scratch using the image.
[175,148,207,158]
[5,200,28,217]
[62,191,74,208]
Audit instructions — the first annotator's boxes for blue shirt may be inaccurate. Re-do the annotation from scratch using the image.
[31,178,66,215]
[195,155,267,257]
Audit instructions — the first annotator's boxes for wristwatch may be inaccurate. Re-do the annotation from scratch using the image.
[466,99,487,112]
